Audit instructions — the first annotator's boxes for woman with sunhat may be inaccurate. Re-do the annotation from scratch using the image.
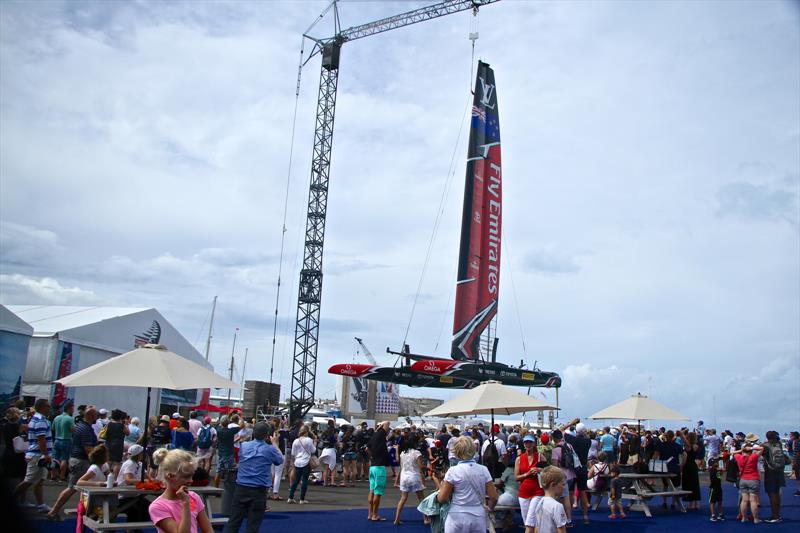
[732,433,763,523]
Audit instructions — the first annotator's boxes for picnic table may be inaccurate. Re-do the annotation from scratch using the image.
[76,485,226,532]
[617,473,691,517]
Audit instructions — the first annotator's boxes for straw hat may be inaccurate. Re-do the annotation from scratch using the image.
[745,433,759,443]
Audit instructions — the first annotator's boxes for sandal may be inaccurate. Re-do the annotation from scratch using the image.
[608,514,618,520]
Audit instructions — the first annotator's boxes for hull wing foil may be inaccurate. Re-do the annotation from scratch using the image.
[410,359,561,388]
[328,363,477,389]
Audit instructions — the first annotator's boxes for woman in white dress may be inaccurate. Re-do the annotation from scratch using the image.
[435,436,498,533]
[393,436,431,525]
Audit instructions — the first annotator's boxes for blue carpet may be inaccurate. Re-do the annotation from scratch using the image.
[29,482,799,532]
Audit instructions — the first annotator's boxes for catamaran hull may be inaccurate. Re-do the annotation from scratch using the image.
[328,363,477,389]
[410,359,561,388]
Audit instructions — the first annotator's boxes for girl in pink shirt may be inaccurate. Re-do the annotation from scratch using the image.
[148,449,213,533]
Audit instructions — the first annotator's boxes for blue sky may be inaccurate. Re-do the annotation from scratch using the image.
[1,0,798,434]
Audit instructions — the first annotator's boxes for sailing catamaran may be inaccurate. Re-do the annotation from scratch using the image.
[329,61,561,390]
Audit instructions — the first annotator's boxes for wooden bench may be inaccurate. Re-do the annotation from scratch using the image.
[83,516,228,531]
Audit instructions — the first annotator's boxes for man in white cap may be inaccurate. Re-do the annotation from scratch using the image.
[116,443,150,525]
[93,408,109,440]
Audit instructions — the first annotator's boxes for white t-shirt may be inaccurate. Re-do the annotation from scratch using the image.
[481,437,507,458]
[86,464,108,483]
[443,461,491,515]
[446,437,459,460]
[116,459,142,485]
[291,436,316,468]
[400,449,422,479]
[527,495,567,533]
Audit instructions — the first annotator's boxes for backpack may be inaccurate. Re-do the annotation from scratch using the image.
[482,439,504,479]
[197,426,212,449]
[593,464,609,491]
[558,443,577,470]
[764,443,786,471]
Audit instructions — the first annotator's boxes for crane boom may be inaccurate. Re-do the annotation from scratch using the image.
[288,0,501,423]
[354,337,377,365]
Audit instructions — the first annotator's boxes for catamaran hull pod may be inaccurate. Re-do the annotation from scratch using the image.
[328,364,477,389]
[452,60,503,361]
[410,359,561,388]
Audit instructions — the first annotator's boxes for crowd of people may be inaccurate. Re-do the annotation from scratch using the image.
[1,398,798,532]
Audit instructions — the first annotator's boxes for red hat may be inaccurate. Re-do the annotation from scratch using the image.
[434,440,443,448]
[540,433,550,444]
[492,424,501,434]
[203,416,212,424]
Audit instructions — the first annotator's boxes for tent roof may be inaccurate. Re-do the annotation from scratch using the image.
[7,305,150,336]
[0,304,33,335]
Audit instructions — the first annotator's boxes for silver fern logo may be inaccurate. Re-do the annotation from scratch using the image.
[134,320,161,347]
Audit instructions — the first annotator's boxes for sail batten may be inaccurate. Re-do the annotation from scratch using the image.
[452,60,502,362]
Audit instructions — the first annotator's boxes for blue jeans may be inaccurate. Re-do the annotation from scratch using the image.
[288,464,310,500]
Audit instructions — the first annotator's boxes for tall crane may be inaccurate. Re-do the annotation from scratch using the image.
[289,0,501,422]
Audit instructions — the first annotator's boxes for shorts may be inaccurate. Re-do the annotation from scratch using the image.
[575,468,588,491]
[521,496,542,528]
[23,457,47,484]
[709,487,722,504]
[218,454,235,471]
[357,451,369,463]
[369,465,387,495]
[763,470,785,494]
[738,479,759,495]
[68,458,90,488]
[54,439,72,461]
[343,452,357,461]
[197,447,213,460]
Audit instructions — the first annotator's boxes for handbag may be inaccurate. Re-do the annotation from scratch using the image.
[12,435,27,453]
[309,455,321,469]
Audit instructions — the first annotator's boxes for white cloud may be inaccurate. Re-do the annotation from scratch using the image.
[0,273,98,305]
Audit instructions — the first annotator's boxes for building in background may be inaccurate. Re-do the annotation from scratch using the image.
[0,304,33,405]
[6,305,210,421]
[398,396,444,417]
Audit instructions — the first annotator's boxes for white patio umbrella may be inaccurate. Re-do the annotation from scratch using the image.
[423,380,558,418]
[588,393,689,424]
[54,343,242,479]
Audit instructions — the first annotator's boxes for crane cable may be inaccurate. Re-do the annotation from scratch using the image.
[401,9,481,352]
[270,35,308,388]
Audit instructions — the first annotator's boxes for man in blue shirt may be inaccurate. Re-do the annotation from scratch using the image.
[13,398,53,513]
[224,422,283,533]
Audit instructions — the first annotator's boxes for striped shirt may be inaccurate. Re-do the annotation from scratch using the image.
[26,412,53,459]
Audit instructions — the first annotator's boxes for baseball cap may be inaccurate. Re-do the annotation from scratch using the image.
[203,416,212,424]
[172,412,181,419]
[540,433,550,444]
[575,423,587,434]
[128,444,144,457]
[522,434,536,443]
[492,424,501,434]
[98,408,108,415]
[160,415,171,423]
